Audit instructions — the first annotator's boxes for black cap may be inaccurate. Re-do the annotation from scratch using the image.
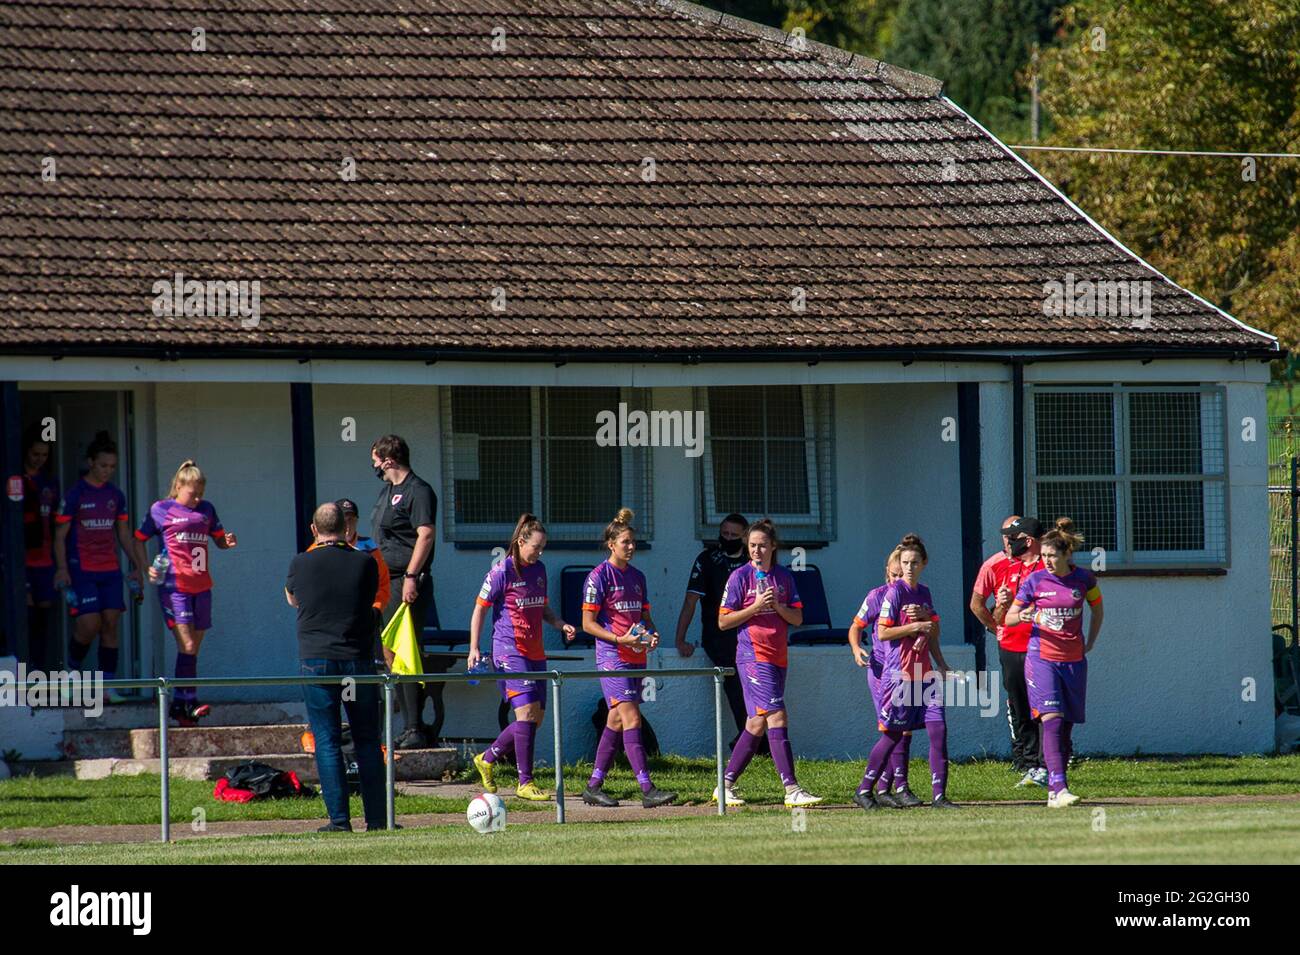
[1003,515,1043,538]
[335,498,359,517]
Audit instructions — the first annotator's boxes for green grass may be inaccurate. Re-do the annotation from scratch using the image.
[4,754,1300,831]
[3,802,1299,864]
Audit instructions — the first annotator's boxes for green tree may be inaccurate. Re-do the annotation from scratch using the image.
[884,0,1059,139]
[709,1,901,56]
[1035,0,1300,350]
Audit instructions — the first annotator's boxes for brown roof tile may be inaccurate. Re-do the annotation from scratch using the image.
[0,0,1277,358]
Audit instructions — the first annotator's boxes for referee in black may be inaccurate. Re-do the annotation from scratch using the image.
[673,513,753,746]
[369,434,438,749]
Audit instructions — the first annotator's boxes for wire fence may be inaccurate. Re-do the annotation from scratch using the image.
[1268,417,1299,634]
[14,667,735,842]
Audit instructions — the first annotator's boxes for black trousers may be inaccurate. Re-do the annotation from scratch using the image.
[999,645,1041,770]
[382,573,433,733]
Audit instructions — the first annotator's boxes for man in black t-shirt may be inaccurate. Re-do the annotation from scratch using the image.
[369,434,438,748]
[673,513,751,741]
[285,502,383,832]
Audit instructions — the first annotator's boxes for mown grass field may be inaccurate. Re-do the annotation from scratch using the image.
[4,802,1299,865]
[3,755,1299,863]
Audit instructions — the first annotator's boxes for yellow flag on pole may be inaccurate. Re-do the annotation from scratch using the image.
[380,602,424,678]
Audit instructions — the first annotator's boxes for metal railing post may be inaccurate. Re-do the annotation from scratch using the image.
[714,671,725,816]
[552,672,564,824]
[384,674,395,831]
[157,677,169,843]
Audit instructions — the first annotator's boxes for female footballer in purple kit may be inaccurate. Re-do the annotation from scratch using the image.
[848,546,922,807]
[581,508,677,809]
[22,425,60,670]
[132,461,237,726]
[855,533,959,810]
[1005,517,1103,808]
[715,518,823,809]
[468,514,576,802]
[53,432,144,698]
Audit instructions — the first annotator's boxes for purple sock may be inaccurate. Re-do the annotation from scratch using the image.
[588,727,622,789]
[927,719,948,800]
[725,730,762,784]
[860,731,902,794]
[883,732,912,793]
[1041,718,1066,794]
[514,719,537,786]
[623,727,653,792]
[175,652,197,705]
[1062,720,1074,764]
[482,724,516,765]
[99,645,118,682]
[768,726,797,788]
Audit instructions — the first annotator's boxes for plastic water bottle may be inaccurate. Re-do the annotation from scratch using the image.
[466,658,491,686]
[149,552,169,584]
[627,622,651,645]
[127,576,143,605]
[755,569,770,602]
[63,584,79,610]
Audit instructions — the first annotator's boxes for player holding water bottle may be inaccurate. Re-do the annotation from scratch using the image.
[581,508,677,809]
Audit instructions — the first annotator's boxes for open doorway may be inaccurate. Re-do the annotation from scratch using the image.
[15,389,142,684]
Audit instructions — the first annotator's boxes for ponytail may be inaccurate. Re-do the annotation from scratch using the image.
[508,513,547,571]
[745,517,779,564]
[884,544,904,581]
[168,459,205,498]
[603,507,636,546]
[898,532,927,564]
[86,430,117,460]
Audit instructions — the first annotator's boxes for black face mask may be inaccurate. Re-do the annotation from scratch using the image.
[719,536,744,557]
[374,464,386,480]
[1009,536,1033,558]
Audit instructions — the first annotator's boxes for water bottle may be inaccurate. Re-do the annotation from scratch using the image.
[627,622,651,645]
[466,657,491,686]
[755,569,770,604]
[63,584,79,610]
[127,576,144,605]
[149,552,169,585]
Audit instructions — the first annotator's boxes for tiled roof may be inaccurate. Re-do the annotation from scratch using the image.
[0,0,1278,358]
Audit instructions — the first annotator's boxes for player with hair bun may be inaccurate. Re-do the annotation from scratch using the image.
[855,533,958,810]
[468,513,575,801]
[715,518,823,809]
[1005,517,1103,808]
[848,546,921,807]
[581,508,677,809]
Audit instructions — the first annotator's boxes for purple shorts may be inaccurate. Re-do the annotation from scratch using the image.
[740,660,786,718]
[25,565,56,605]
[599,659,646,708]
[160,587,212,631]
[876,671,945,730]
[1026,652,1087,724]
[68,569,125,617]
[495,653,547,708]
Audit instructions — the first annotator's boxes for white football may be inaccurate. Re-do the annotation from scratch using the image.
[467,792,507,833]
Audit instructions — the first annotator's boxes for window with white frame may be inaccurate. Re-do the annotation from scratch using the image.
[440,386,652,543]
[1026,384,1227,567]
[696,385,834,541]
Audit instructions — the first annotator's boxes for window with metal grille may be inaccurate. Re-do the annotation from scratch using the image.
[440,386,652,543]
[696,385,834,542]
[1026,385,1227,567]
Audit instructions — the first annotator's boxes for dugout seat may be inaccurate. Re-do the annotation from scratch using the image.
[559,565,596,647]
[789,565,849,645]
[417,593,472,742]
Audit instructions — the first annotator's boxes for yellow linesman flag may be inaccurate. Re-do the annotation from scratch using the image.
[381,602,424,678]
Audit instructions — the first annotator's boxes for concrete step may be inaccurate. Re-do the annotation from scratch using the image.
[61,699,306,731]
[23,747,460,783]
[62,723,311,760]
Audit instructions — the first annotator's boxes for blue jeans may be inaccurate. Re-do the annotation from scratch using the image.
[301,658,386,828]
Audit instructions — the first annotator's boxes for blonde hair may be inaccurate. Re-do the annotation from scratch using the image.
[604,508,636,547]
[1041,517,1084,554]
[884,545,904,581]
[168,459,205,498]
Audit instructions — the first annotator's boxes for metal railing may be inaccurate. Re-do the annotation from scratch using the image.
[15,666,735,842]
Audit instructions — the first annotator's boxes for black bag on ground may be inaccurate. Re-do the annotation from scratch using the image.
[218,760,316,800]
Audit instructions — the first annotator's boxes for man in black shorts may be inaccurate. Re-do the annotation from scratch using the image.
[673,513,754,746]
[369,434,437,749]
